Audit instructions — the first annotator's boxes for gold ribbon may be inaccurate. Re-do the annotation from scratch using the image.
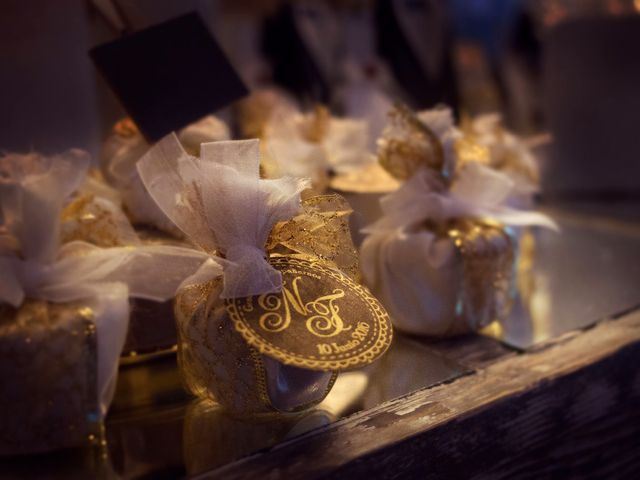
[446,219,515,332]
[266,194,360,282]
[377,104,445,181]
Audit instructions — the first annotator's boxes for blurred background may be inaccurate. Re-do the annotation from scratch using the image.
[1,0,640,195]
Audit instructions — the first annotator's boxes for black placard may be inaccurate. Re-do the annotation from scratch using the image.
[262,4,330,105]
[90,12,248,142]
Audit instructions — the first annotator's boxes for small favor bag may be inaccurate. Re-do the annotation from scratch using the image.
[138,136,392,415]
[0,151,210,454]
[360,106,555,337]
[261,103,373,192]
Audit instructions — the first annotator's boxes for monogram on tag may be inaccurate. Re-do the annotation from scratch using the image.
[226,257,392,371]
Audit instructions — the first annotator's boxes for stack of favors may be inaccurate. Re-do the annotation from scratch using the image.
[239,89,399,245]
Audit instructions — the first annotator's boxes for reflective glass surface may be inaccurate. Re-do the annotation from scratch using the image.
[0,336,467,479]
[108,334,466,478]
[484,206,640,349]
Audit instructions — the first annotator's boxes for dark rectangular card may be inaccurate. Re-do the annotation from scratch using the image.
[90,12,248,142]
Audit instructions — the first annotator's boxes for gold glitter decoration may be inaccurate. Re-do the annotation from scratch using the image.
[61,193,130,248]
[176,278,340,415]
[176,278,278,415]
[378,104,445,181]
[0,300,99,454]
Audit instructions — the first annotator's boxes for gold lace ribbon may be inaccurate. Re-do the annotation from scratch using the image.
[378,104,445,181]
[446,219,515,333]
[266,194,359,281]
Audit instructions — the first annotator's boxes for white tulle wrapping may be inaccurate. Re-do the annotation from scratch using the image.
[263,106,373,182]
[467,113,540,208]
[0,150,214,417]
[0,242,213,416]
[263,110,326,181]
[137,134,308,299]
[102,116,230,234]
[365,167,556,236]
[0,151,89,262]
[361,229,462,335]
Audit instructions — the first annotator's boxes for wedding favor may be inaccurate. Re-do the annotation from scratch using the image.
[0,151,208,454]
[236,88,298,140]
[137,136,392,415]
[261,103,373,192]
[360,105,555,337]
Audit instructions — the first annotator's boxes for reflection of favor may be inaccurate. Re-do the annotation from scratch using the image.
[138,137,392,415]
[183,399,331,475]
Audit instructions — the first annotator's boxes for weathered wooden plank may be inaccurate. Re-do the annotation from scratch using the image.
[193,310,640,480]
